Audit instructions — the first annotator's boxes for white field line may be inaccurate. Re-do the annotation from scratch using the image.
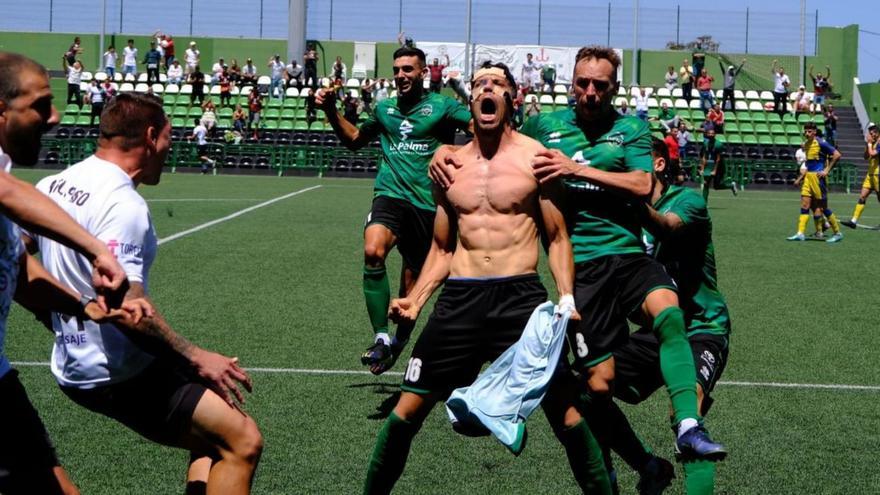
[147,198,265,202]
[11,362,880,391]
[156,185,322,245]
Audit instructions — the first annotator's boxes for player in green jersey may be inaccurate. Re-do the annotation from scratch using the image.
[698,126,737,204]
[317,46,471,375]
[587,138,732,495]
[432,46,725,460]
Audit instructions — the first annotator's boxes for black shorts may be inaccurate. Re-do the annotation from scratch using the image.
[0,369,60,493]
[569,253,676,369]
[197,144,209,156]
[613,330,729,416]
[402,274,548,396]
[60,362,207,446]
[365,195,435,272]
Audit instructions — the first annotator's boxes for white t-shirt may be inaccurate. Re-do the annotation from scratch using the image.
[270,60,285,78]
[104,51,117,69]
[87,85,105,104]
[185,48,199,67]
[634,94,649,112]
[0,147,23,380]
[796,148,807,167]
[67,66,82,85]
[212,62,224,78]
[33,156,157,389]
[167,64,183,80]
[774,72,790,93]
[123,46,138,67]
[193,125,208,145]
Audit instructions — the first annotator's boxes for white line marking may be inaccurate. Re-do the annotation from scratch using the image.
[11,362,880,391]
[156,185,322,245]
[147,198,264,203]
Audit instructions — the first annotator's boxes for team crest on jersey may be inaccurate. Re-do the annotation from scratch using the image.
[386,107,396,115]
[605,132,625,147]
[420,105,433,117]
[399,119,414,141]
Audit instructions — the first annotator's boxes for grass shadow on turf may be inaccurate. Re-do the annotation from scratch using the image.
[348,382,401,420]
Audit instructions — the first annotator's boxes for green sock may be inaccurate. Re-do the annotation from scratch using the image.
[684,460,716,495]
[363,412,420,495]
[654,306,699,424]
[363,266,390,335]
[581,394,653,472]
[555,419,613,494]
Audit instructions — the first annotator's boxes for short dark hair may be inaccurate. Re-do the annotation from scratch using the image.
[652,137,678,182]
[804,121,817,130]
[0,52,46,103]
[127,39,134,43]
[575,45,621,76]
[99,93,167,150]
[392,46,426,66]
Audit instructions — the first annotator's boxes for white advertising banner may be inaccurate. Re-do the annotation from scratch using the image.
[472,45,623,85]
[416,42,467,73]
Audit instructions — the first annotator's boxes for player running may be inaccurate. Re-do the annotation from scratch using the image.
[842,122,880,229]
[26,93,263,495]
[588,138,732,495]
[698,127,737,204]
[363,62,611,495]
[787,121,843,242]
[432,45,725,461]
[316,46,471,375]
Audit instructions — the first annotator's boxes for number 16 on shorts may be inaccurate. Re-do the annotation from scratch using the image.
[405,358,422,383]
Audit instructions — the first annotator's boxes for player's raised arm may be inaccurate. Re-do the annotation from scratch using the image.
[389,185,457,324]
[317,88,377,150]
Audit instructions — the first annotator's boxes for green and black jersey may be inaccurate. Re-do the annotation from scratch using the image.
[520,108,653,263]
[360,92,471,212]
[643,185,731,336]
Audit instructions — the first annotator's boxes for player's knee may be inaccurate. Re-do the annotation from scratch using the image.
[392,392,432,423]
[227,416,264,466]
[586,371,614,398]
[364,243,388,266]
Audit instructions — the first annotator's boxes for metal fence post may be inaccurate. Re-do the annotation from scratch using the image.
[49,0,53,32]
[260,0,264,38]
[606,2,611,46]
[189,0,194,36]
[676,5,680,45]
[538,0,542,45]
[745,8,749,54]
[329,0,334,40]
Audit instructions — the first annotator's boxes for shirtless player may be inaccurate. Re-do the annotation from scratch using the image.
[361,62,610,494]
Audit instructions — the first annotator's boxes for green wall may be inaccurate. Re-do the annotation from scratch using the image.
[858,83,880,125]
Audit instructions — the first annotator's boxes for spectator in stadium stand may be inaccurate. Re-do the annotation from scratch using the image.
[696,68,715,111]
[634,87,649,121]
[664,127,682,184]
[304,44,319,89]
[201,100,217,137]
[771,59,791,115]
[809,64,831,115]
[103,45,118,79]
[525,96,541,118]
[228,59,241,84]
[161,34,175,69]
[218,68,233,107]
[343,93,360,123]
[285,59,303,89]
[242,58,258,87]
[166,60,184,85]
[233,103,247,133]
[268,54,285,99]
[793,85,811,117]
[188,65,205,106]
[332,56,347,81]
[719,59,746,112]
[304,88,317,123]
[64,37,82,67]
[541,63,556,89]
[66,59,84,106]
[122,39,138,77]
[211,58,226,81]
[512,90,524,128]
[678,122,692,162]
[652,101,680,132]
[707,103,725,133]
[520,52,541,91]
[151,31,165,62]
[618,99,631,116]
[102,79,116,99]
[823,104,838,144]
[692,51,706,80]
[428,55,449,93]
[248,90,262,138]
[142,41,162,85]
[679,58,694,105]
[360,79,374,114]
[331,77,345,101]
[664,65,677,91]
[85,79,106,127]
[184,41,200,75]
[373,79,389,103]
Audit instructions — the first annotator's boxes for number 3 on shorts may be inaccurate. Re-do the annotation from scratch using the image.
[574,333,589,358]
[405,358,422,382]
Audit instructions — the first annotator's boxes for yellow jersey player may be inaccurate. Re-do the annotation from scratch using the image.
[842,122,879,229]
[787,121,843,243]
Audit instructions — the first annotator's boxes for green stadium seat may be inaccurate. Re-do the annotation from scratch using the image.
[735,111,751,123]
[743,134,758,145]
[279,120,294,131]
[280,109,296,120]
[812,114,823,124]
[758,135,774,146]
[163,95,176,106]
[188,107,202,118]
[218,108,233,119]
[782,113,797,124]
[310,121,326,131]
[767,113,782,124]
[78,105,92,115]
[726,113,738,123]
[773,136,789,146]
[173,107,188,118]
[61,115,76,125]
[64,104,80,115]
[797,113,811,123]
[755,123,770,135]
[295,109,307,120]
[316,109,326,120]
[770,124,785,135]
[263,119,279,130]
[216,119,231,129]
[739,123,755,134]
[691,110,705,121]
[264,109,280,120]
[171,117,185,128]
[294,121,309,131]
[784,124,800,136]
[727,134,743,145]
[726,122,739,134]
[176,95,190,105]
[283,98,299,109]
[76,115,91,126]
[789,136,802,146]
